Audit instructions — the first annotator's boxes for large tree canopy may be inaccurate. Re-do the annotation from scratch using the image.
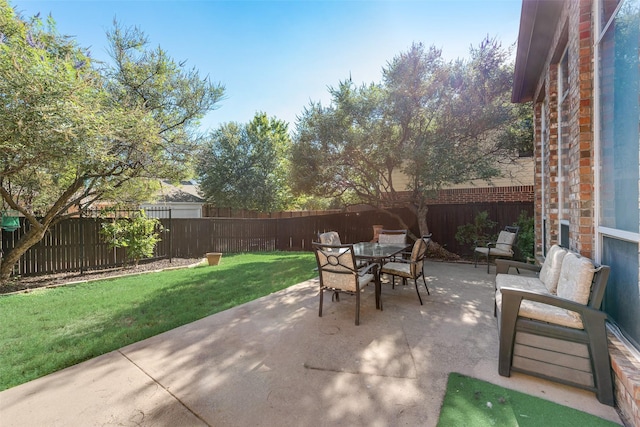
[0,2,224,282]
[197,112,293,212]
[291,39,530,243]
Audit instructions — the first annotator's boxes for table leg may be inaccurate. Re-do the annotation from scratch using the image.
[375,265,382,310]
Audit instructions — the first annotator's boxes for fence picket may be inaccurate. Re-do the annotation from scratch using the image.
[0,202,532,277]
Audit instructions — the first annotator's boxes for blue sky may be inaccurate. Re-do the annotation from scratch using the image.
[10,0,523,134]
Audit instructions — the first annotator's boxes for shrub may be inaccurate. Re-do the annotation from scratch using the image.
[100,211,164,266]
[455,211,498,250]
[513,211,534,261]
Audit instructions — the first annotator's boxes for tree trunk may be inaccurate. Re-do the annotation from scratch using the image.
[375,207,413,236]
[0,223,46,285]
[407,202,460,261]
[417,203,430,237]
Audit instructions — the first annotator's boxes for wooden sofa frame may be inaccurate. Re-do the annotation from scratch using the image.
[495,257,614,406]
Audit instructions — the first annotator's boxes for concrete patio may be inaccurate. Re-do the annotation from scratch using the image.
[0,261,622,426]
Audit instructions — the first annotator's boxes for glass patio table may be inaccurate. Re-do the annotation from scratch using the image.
[352,242,410,310]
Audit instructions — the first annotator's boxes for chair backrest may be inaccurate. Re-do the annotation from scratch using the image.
[313,242,358,292]
[504,225,519,235]
[409,236,430,277]
[318,231,342,246]
[495,230,517,253]
[378,229,407,244]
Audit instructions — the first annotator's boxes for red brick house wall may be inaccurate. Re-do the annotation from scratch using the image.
[514,1,640,424]
[424,186,534,205]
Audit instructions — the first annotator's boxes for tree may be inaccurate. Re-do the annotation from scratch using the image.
[0,3,224,283]
[197,112,293,212]
[291,39,521,251]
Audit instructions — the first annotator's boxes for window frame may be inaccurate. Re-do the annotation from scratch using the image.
[557,47,571,247]
[594,0,640,252]
[593,0,640,351]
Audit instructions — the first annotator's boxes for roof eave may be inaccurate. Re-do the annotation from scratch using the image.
[512,0,564,103]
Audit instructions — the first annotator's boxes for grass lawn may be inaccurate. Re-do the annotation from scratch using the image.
[0,251,316,391]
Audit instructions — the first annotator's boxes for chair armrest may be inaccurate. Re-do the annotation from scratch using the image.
[383,258,414,266]
[358,262,379,276]
[498,287,609,384]
[500,287,607,321]
[496,259,541,275]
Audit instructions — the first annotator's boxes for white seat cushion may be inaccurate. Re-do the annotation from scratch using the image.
[318,231,341,245]
[378,234,406,244]
[495,231,516,253]
[380,262,410,277]
[539,245,568,293]
[475,247,513,257]
[495,274,584,329]
[495,251,596,331]
[495,274,547,293]
[495,292,584,329]
[515,299,584,329]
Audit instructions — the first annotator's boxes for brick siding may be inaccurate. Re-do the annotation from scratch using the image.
[393,186,535,206]
[530,1,639,422]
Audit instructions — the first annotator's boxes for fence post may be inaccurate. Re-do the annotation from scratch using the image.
[168,208,172,263]
[80,210,85,274]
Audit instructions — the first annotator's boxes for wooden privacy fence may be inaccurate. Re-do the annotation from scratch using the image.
[426,202,533,257]
[1,217,171,277]
[1,202,532,277]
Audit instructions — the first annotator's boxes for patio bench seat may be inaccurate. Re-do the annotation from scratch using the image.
[495,274,584,329]
[495,245,614,406]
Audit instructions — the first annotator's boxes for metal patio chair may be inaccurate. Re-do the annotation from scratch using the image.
[379,234,432,305]
[313,242,379,325]
[474,226,519,274]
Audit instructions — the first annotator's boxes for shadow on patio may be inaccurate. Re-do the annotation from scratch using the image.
[0,261,622,426]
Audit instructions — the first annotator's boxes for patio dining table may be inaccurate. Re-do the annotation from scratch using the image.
[352,242,410,310]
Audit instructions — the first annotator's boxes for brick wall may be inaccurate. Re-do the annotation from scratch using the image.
[575,0,595,257]
[530,1,639,423]
[425,186,534,204]
[393,186,535,206]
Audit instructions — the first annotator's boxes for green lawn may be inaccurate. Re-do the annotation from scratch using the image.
[0,251,316,391]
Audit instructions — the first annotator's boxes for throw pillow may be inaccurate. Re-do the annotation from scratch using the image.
[495,231,516,253]
[556,253,595,305]
[539,245,568,294]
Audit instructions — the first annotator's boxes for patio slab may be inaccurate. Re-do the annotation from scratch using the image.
[0,261,623,426]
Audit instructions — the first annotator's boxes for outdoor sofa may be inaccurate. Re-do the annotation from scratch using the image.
[494,245,614,406]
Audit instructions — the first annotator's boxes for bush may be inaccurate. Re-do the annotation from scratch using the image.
[513,211,534,261]
[100,211,164,266]
[455,211,497,250]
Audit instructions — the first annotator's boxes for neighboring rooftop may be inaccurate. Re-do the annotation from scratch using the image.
[154,180,205,204]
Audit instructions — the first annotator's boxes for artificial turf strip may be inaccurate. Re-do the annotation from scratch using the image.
[437,372,619,427]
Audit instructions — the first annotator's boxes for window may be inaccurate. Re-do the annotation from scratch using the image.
[596,0,640,349]
[602,237,640,349]
[558,49,571,245]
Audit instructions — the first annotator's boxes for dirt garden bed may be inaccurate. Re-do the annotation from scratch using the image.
[0,257,204,295]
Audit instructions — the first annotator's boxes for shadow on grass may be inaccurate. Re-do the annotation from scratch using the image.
[0,252,316,390]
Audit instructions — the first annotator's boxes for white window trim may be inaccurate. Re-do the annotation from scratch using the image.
[594,0,602,261]
[599,226,640,244]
